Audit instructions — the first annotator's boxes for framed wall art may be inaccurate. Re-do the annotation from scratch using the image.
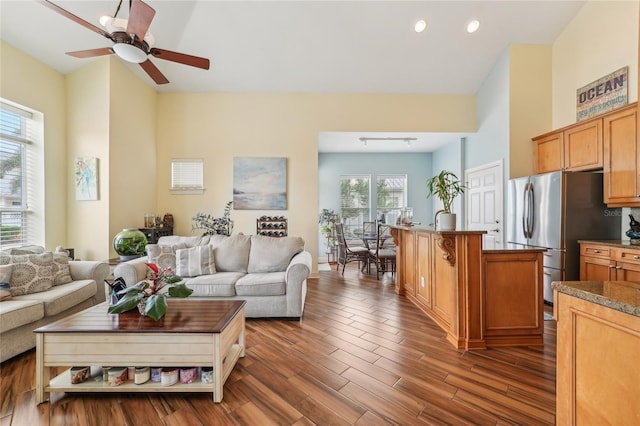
[233,157,287,210]
[75,157,99,201]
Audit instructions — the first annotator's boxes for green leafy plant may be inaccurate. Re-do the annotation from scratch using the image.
[191,201,234,236]
[426,170,466,213]
[107,263,193,321]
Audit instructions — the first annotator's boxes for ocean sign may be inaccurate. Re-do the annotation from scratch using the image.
[576,67,628,121]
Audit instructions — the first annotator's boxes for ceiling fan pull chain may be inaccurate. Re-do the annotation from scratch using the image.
[113,0,124,19]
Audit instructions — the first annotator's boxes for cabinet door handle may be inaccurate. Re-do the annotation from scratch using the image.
[616,266,622,269]
[593,249,600,253]
[634,255,639,260]
[609,265,615,268]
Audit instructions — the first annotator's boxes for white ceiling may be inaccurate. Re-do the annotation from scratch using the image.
[0,0,586,152]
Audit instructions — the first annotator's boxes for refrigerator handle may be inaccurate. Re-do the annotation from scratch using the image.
[522,183,529,239]
[527,183,535,239]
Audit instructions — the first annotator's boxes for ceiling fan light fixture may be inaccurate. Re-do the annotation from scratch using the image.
[113,42,147,63]
[99,15,112,27]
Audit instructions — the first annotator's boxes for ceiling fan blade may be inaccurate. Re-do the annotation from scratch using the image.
[150,48,210,70]
[140,60,169,85]
[38,0,113,41]
[126,0,156,42]
[67,48,114,59]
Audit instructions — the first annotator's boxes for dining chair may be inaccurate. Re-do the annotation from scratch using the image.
[362,221,378,250]
[368,223,396,279]
[335,223,370,275]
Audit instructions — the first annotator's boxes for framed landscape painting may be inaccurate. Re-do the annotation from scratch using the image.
[233,157,287,210]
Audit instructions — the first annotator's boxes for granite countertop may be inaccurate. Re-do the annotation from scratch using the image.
[578,239,640,249]
[552,280,640,317]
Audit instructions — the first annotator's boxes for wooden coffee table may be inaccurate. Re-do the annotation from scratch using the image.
[34,299,246,403]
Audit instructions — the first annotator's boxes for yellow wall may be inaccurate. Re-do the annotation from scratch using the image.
[509,45,552,178]
[156,93,477,263]
[65,58,111,261]
[552,0,639,128]
[108,58,157,259]
[0,41,66,248]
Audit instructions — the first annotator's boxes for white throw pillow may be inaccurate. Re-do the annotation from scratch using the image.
[175,245,216,277]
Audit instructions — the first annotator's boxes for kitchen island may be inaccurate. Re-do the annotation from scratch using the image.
[552,280,640,425]
[390,226,545,350]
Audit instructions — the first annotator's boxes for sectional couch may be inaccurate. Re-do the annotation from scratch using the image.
[0,247,109,363]
[113,234,312,319]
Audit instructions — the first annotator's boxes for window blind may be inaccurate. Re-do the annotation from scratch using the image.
[0,101,36,248]
[171,158,204,194]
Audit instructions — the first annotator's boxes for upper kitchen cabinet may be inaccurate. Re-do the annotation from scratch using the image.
[603,103,639,207]
[533,118,604,174]
[533,131,564,173]
[533,117,603,174]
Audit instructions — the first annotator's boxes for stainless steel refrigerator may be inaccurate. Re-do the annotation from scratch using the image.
[507,170,620,304]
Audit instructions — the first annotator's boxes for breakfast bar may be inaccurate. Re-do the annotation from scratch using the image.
[390,226,545,350]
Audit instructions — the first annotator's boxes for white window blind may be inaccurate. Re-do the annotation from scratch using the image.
[0,100,39,249]
[171,158,204,194]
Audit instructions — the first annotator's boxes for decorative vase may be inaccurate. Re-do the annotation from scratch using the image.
[113,228,147,261]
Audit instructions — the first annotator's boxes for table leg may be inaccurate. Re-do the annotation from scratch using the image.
[213,334,222,403]
[35,333,50,403]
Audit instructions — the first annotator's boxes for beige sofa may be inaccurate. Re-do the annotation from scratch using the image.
[113,234,312,319]
[0,256,110,363]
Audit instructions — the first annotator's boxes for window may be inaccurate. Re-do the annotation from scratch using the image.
[376,175,407,225]
[0,100,41,249]
[171,158,204,194]
[339,175,370,237]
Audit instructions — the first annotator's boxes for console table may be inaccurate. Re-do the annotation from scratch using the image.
[34,299,245,403]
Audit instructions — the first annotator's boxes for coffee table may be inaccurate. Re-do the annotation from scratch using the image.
[34,299,246,403]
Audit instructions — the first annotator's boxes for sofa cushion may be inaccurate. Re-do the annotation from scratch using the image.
[176,245,216,277]
[12,280,98,317]
[248,235,305,273]
[0,264,12,301]
[146,243,187,270]
[0,299,44,333]
[208,234,251,273]
[0,252,54,296]
[52,252,73,286]
[184,272,245,297]
[235,272,286,296]
[157,235,211,248]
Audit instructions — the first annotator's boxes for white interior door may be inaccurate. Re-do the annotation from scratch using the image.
[465,160,504,249]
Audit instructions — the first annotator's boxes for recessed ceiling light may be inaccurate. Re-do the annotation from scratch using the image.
[467,19,480,33]
[414,19,427,33]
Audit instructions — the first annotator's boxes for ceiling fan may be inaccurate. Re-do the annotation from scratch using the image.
[39,0,210,85]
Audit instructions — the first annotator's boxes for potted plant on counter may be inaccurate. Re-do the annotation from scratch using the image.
[427,170,466,231]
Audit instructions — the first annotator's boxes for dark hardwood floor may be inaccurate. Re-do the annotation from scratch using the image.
[0,263,556,425]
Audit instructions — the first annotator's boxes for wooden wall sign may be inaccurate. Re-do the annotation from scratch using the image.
[576,66,628,121]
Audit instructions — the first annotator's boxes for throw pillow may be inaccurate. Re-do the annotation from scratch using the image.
[52,252,73,285]
[0,252,54,296]
[0,264,12,301]
[175,245,216,277]
[146,243,186,271]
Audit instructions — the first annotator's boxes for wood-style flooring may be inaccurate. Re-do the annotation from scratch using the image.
[0,263,556,425]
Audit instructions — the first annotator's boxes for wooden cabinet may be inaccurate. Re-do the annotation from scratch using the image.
[392,227,543,350]
[580,242,640,281]
[564,118,603,171]
[555,289,640,425]
[533,117,603,174]
[603,104,639,207]
[533,131,563,173]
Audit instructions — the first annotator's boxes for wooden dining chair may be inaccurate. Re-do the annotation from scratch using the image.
[335,223,370,275]
[368,223,396,279]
